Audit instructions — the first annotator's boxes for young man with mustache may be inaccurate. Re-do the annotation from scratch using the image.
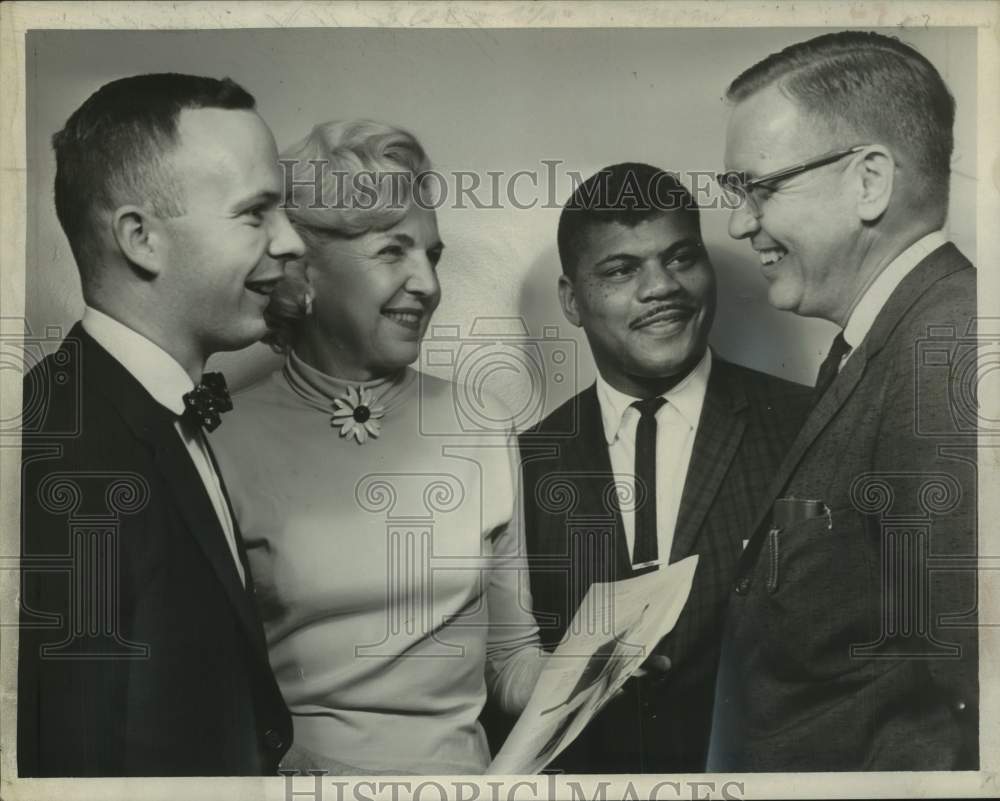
[517,163,812,772]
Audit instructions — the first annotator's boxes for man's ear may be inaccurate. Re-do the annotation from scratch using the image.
[557,273,582,328]
[854,146,895,223]
[111,205,164,277]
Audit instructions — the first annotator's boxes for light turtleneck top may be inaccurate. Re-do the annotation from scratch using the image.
[281,348,419,423]
[210,350,544,774]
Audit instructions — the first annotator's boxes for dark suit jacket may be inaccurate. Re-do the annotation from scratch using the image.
[17,324,292,776]
[518,355,812,772]
[709,243,979,771]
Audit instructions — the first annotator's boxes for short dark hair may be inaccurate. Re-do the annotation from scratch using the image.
[726,31,955,220]
[52,72,256,282]
[557,163,699,277]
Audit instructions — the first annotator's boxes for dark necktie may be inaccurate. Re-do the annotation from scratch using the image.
[181,372,233,432]
[632,396,667,567]
[813,332,852,403]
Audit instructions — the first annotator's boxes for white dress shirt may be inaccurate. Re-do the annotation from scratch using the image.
[595,349,711,568]
[81,307,245,585]
[841,230,948,363]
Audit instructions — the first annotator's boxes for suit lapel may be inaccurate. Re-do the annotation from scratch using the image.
[559,372,747,577]
[752,342,866,533]
[150,430,268,658]
[561,385,632,582]
[77,326,269,661]
[744,243,973,545]
[670,359,747,563]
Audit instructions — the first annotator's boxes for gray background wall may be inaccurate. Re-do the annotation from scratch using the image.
[24,27,977,428]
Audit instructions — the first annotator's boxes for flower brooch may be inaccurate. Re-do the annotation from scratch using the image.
[331,385,386,444]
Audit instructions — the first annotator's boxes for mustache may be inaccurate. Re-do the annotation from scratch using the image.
[629,302,699,330]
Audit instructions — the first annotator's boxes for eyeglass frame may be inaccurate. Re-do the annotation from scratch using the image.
[716,144,871,217]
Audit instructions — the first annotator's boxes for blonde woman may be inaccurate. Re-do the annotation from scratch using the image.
[211,120,544,774]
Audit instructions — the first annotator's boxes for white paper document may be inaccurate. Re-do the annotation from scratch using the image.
[487,554,699,775]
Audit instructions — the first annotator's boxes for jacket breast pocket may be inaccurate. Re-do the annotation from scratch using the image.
[765,513,831,595]
[761,506,878,678]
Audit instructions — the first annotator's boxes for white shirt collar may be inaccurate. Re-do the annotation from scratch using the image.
[842,230,947,350]
[81,306,194,415]
[595,348,712,446]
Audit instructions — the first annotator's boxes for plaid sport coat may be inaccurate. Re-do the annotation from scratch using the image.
[518,354,812,773]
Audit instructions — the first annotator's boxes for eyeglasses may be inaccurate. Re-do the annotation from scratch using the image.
[716,144,870,217]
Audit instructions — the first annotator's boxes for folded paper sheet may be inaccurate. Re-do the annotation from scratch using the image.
[488,554,699,774]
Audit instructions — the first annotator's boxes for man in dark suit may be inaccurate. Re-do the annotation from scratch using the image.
[518,163,812,772]
[18,73,306,775]
[709,31,978,770]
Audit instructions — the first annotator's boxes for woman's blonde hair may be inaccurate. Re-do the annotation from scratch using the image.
[264,120,432,352]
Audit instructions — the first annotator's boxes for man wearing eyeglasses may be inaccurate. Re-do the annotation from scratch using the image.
[708,31,978,771]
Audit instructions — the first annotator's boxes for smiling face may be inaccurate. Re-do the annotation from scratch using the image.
[559,212,715,397]
[157,107,305,356]
[299,205,443,380]
[724,84,865,323]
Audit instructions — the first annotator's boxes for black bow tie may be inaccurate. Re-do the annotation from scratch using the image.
[181,372,233,432]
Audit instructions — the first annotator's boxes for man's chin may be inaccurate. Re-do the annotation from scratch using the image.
[766,282,804,313]
[629,327,705,368]
[212,319,270,353]
[630,349,703,382]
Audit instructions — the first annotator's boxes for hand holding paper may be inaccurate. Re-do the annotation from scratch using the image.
[487,555,698,775]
